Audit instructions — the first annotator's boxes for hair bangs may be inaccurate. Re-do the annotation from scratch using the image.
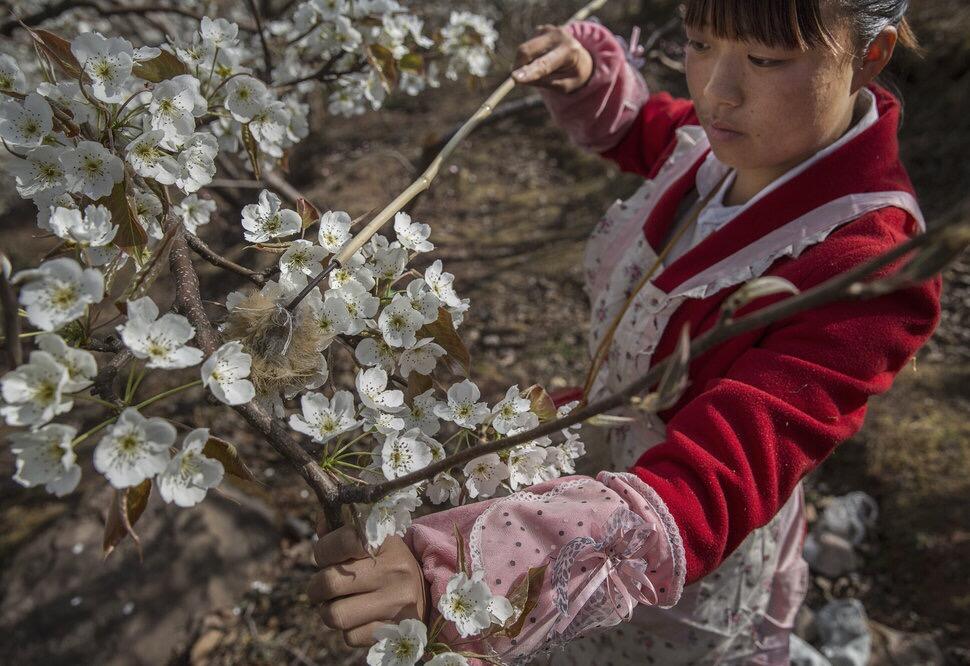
[683,0,838,51]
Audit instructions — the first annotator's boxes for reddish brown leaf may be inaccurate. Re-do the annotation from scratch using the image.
[103,479,152,558]
[132,49,188,83]
[418,307,470,376]
[497,565,547,638]
[523,385,556,422]
[366,44,399,91]
[27,28,82,79]
[99,180,147,249]
[297,197,321,231]
[203,436,259,484]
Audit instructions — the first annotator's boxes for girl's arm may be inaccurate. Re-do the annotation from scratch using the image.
[539,21,698,178]
[405,210,941,662]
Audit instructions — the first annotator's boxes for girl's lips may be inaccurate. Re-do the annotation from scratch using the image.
[708,123,744,142]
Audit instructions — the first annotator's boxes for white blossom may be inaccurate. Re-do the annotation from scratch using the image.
[242,190,301,242]
[317,210,352,252]
[71,32,134,103]
[434,379,489,428]
[0,351,72,427]
[546,431,585,476]
[363,485,421,549]
[369,237,407,282]
[48,204,118,262]
[118,296,204,369]
[174,194,216,234]
[288,390,359,443]
[10,423,80,497]
[405,279,440,324]
[441,12,498,80]
[393,212,433,252]
[355,337,396,373]
[0,92,53,147]
[126,130,181,184]
[149,74,208,149]
[328,72,370,117]
[381,427,432,479]
[280,240,327,281]
[398,338,445,376]
[0,53,26,93]
[329,251,375,291]
[402,388,440,436]
[362,408,406,435]
[426,472,460,505]
[12,257,104,331]
[7,145,67,197]
[175,132,219,192]
[200,16,240,49]
[319,15,363,53]
[424,260,462,308]
[355,367,404,413]
[366,618,427,666]
[36,333,97,392]
[490,385,532,435]
[426,654,469,666]
[224,75,269,123]
[201,341,256,405]
[328,280,380,335]
[463,453,509,499]
[61,141,124,199]
[94,408,175,488]
[157,427,224,507]
[303,289,353,340]
[249,101,291,154]
[507,444,548,491]
[378,293,425,348]
[438,570,494,638]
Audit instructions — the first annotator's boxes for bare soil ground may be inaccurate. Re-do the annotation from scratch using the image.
[1,1,968,664]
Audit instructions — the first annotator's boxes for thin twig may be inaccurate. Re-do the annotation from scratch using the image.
[244,0,273,80]
[185,231,267,286]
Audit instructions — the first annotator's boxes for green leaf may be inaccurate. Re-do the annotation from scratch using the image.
[132,49,189,83]
[399,52,424,74]
[241,123,261,179]
[27,28,82,79]
[523,385,556,422]
[103,478,152,559]
[203,435,259,484]
[99,179,147,249]
[418,307,471,376]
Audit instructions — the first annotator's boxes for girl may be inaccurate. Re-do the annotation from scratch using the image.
[308,1,942,663]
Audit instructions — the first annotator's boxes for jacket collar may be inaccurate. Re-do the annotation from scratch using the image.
[645,84,917,294]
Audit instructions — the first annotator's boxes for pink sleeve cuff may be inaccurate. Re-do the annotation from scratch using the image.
[538,21,650,153]
[404,472,685,663]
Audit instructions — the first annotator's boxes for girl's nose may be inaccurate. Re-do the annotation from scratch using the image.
[704,58,744,108]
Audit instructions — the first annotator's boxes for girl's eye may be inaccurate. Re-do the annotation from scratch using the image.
[686,39,710,53]
[748,55,785,67]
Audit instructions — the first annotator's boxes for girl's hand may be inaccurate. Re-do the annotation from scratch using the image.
[512,24,594,93]
[307,517,429,648]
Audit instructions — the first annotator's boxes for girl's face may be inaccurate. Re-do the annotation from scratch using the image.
[684,18,861,179]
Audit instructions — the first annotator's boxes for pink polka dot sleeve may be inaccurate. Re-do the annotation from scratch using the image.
[404,472,686,663]
[537,21,650,153]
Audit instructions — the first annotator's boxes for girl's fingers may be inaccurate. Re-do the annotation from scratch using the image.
[307,559,377,603]
[318,590,403,631]
[343,621,385,648]
[313,524,368,567]
[514,29,560,69]
[513,45,570,84]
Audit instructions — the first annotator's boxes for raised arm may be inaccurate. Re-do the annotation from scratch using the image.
[529,20,698,177]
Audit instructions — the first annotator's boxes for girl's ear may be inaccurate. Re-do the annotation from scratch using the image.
[851,26,898,92]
